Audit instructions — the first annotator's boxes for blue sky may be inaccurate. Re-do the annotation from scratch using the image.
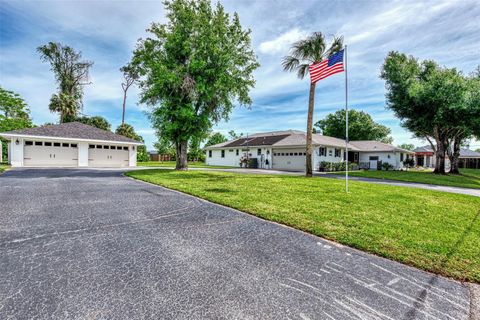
[1,0,479,150]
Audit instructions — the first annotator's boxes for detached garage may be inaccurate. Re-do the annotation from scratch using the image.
[0,122,142,168]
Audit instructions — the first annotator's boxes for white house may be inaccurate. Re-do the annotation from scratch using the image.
[205,130,414,171]
[0,122,143,168]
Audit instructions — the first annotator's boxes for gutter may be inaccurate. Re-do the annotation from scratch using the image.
[0,133,143,146]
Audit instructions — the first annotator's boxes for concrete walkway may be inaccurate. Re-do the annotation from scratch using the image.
[136,166,480,197]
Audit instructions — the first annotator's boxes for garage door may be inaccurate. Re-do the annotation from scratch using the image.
[272,149,306,171]
[88,144,129,167]
[24,141,78,167]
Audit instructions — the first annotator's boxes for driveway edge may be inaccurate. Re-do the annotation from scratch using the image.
[471,283,480,320]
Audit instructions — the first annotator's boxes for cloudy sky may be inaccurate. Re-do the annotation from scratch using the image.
[1,0,479,149]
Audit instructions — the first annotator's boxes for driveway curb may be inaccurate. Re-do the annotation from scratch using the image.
[471,284,480,320]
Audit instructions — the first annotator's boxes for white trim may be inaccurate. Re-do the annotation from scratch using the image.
[0,133,143,146]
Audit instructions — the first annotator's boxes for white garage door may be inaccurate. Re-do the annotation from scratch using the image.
[24,141,78,167]
[272,148,306,171]
[88,144,129,167]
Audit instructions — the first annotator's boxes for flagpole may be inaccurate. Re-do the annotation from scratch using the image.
[345,45,349,193]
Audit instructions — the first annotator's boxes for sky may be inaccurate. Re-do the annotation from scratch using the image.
[1,0,479,150]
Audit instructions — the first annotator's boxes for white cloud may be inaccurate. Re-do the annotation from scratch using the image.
[259,28,308,54]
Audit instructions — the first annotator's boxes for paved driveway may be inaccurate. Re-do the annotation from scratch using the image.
[0,168,472,319]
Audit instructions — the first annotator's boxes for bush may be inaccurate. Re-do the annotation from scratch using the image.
[382,162,394,171]
[137,145,150,162]
[319,161,357,172]
[403,158,415,168]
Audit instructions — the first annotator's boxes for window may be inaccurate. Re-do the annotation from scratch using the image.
[208,150,212,158]
[387,154,391,159]
[116,146,122,150]
[229,149,234,152]
[335,148,341,157]
[257,148,261,156]
[35,141,42,146]
[319,147,326,156]
[328,149,333,156]
[71,144,78,148]
[400,153,404,161]
[236,149,239,156]
[294,152,298,156]
[221,150,225,158]
[123,146,129,151]
[53,142,61,147]
[62,143,69,147]
[25,141,33,146]
[369,156,379,161]
[96,145,102,149]
[89,144,95,149]
[103,145,109,149]
[44,142,52,146]
[289,152,293,156]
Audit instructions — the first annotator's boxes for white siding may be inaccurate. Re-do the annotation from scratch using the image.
[206,147,273,168]
[313,146,344,170]
[10,138,23,167]
[78,142,89,167]
[359,152,400,169]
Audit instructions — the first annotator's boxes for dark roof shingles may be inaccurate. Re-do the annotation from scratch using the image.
[223,134,290,147]
[2,122,140,143]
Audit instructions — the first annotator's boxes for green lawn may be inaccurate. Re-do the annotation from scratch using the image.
[0,164,9,173]
[126,169,480,283]
[138,161,234,169]
[332,169,480,189]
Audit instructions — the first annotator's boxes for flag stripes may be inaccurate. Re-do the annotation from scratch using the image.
[309,49,344,84]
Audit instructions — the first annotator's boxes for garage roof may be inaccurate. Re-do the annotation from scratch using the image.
[1,122,142,144]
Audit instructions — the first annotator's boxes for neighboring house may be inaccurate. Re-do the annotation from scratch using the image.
[148,150,172,162]
[205,130,414,171]
[413,145,480,169]
[0,122,143,168]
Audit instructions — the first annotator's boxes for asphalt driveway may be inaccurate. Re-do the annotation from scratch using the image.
[0,168,472,319]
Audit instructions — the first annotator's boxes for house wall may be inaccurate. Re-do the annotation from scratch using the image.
[10,138,24,167]
[313,146,344,170]
[205,147,273,168]
[358,152,398,168]
[129,146,137,167]
[78,142,89,167]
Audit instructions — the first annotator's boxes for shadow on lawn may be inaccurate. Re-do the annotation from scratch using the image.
[403,209,480,319]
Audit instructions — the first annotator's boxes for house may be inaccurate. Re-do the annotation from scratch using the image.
[205,130,414,171]
[413,145,480,169]
[0,122,143,167]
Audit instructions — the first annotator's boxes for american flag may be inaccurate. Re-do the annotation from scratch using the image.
[309,49,344,84]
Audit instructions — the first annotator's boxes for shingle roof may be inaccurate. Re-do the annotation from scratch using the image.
[0,122,141,144]
[204,130,410,152]
[223,135,290,148]
[349,141,415,153]
[413,145,480,158]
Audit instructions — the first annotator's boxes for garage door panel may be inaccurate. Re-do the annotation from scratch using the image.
[88,146,129,167]
[272,148,306,171]
[24,144,78,167]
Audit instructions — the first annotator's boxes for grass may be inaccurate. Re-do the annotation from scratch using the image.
[138,161,234,169]
[331,168,480,189]
[0,163,10,174]
[126,169,480,283]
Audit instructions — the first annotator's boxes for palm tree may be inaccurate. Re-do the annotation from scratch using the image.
[48,93,79,123]
[282,33,343,177]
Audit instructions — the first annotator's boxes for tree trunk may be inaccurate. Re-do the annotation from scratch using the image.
[121,90,127,125]
[433,136,447,174]
[449,138,461,174]
[305,82,316,177]
[175,141,188,170]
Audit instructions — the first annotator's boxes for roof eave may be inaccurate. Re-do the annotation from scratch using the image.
[0,133,143,145]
